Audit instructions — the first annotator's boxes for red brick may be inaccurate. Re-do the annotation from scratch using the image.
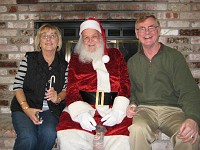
[167,37,189,44]
[0,22,6,28]
[20,45,34,52]
[134,12,156,19]
[0,54,8,60]
[0,62,17,68]
[74,4,97,11]
[168,3,190,11]
[51,4,74,11]
[146,4,167,10]
[191,37,200,44]
[0,100,9,106]
[191,45,200,52]
[18,5,29,12]
[8,22,28,28]
[62,12,85,20]
[0,14,17,20]
[122,3,143,11]
[40,14,62,20]
[9,38,29,45]
[0,85,8,90]
[0,0,16,4]
[0,38,7,44]
[20,30,34,36]
[110,12,133,19]
[8,6,18,13]
[180,29,200,36]
[18,14,39,20]
[0,6,7,13]
[168,21,190,28]
[166,12,179,19]
[0,70,7,76]
[29,4,51,12]
[180,12,200,19]
[0,29,17,36]
[86,12,110,20]
[97,4,121,10]
[0,91,14,100]
[0,46,18,52]
[192,3,200,11]
[8,69,17,76]
[8,53,25,60]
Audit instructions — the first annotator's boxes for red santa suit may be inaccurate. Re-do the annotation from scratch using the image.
[56,18,132,150]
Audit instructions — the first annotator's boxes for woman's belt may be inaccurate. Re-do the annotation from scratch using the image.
[79,90,118,106]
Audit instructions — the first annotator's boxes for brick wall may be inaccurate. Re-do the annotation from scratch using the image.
[0,0,200,114]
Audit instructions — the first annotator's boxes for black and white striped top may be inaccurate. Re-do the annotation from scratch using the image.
[13,56,68,110]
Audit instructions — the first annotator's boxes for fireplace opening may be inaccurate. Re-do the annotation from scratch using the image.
[35,20,138,62]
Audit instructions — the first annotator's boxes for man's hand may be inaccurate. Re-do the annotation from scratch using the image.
[178,119,199,144]
[101,110,125,126]
[77,112,97,131]
[126,104,138,118]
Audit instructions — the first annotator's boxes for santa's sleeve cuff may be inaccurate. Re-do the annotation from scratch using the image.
[68,101,95,121]
[112,96,130,113]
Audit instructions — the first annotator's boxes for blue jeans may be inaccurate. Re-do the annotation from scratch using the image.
[12,110,59,150]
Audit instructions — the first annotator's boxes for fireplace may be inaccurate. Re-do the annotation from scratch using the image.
[35,20,138,62]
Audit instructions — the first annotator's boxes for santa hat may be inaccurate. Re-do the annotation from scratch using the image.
[79,17,110,63]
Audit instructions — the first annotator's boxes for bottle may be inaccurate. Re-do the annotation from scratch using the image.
[93,124,107,150]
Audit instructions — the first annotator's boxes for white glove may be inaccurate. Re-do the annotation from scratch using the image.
[76,112,97,131]
[101,110,125,126]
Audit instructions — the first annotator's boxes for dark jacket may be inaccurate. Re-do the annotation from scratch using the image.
[11,51,68,118]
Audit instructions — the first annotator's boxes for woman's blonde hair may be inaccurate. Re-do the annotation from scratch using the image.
[35,23,62,51]
[135,14,160,29]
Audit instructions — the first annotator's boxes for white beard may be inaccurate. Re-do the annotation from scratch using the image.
[74,37,104,63]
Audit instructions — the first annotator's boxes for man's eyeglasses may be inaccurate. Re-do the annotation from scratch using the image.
[41,34,57,39]
[137,25,159,33]
[82,35,99,43]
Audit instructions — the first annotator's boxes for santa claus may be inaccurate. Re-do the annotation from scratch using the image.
[56,18,132,150]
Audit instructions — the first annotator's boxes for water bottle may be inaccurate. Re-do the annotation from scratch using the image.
[93,124,107,150]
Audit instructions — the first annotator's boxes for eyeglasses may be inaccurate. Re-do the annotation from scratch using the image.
[137,25,159,33]
[82,34,99,43]
[41,34,57,39]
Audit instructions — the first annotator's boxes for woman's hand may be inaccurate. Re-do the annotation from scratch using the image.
[126,104,138,118]
[45,87,58,104]
[23,108,43,125]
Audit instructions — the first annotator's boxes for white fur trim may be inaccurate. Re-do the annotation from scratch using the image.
[92,60,111,92]
[79,20,101,36]
[68,101,95,121]
[57,129,93,150]
[102,55,110,63]
[63,106,69,112]
[112,96,130,113]
[57,129,130,150]
[96,105,111,117]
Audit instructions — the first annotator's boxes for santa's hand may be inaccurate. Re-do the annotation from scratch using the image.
[77,112,97,131]
[101,110,125,126]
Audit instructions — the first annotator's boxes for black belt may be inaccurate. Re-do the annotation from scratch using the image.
[79,91,118,105]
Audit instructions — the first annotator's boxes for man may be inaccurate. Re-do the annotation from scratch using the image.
[127,14,200,150]
[56,18,132,150]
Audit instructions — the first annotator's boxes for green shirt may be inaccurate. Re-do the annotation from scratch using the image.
[127,43,200,125]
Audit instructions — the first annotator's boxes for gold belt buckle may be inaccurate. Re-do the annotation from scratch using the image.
[96,90,104,106]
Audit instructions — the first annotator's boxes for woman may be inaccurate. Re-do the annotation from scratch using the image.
[10,23,68,150]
